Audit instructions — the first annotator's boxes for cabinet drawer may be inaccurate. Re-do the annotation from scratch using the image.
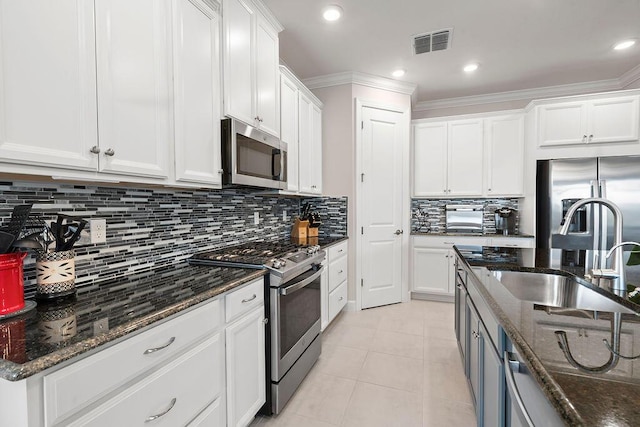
[68,333,223,427]
[412,235,489,248]
[225,278,264,323]
[188,397,223,426]
[44,299,223,426]
[328,280,347,321]
[329,255,348,292]
[488,237,535,248]
[327,241,347,260]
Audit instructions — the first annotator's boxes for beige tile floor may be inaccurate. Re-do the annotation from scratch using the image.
[251,299,477,427]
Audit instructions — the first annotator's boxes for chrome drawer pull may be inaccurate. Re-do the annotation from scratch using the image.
[145,397,176,422]
[241,294,257,303]
[338,270,344,274]
[143,337,176,355]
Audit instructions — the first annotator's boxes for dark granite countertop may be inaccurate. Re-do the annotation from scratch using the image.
[456,246,640,426]
[0,264,266,381]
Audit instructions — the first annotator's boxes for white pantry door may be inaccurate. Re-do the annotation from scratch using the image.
[360,106,404,309]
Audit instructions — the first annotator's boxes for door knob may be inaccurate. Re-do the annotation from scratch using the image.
[394,229,403,235]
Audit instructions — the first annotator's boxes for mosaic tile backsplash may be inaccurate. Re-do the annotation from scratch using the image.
[411,198,520,233]
[0,181,347,297]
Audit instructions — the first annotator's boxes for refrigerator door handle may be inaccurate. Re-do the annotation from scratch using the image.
[599,179,607,199]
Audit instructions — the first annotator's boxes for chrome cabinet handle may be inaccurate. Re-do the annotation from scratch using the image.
[89,145,101,154]
[339,296,344,301]
[263,318,269,325]
[582,135,587,143]
[104,148,115,156]
[339,270,344,274]
[588,134,593,143]
[241,294,257,303]
[145,398,176,422]
[338,249,344,253]
[143,337,176,355]
[394,229,403,235]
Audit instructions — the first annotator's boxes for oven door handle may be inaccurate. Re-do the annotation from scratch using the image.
[279,267,324,296]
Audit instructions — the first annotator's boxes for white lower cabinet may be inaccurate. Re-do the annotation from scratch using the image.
[2,278,267,427]
[322,241,348,329]
[411,236,488,299]
[412,247,454,296]
[225,306,266,427]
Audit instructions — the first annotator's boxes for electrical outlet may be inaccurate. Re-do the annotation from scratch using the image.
[90,219,107,244]
[283,210,288,221]
[254,211,260,225]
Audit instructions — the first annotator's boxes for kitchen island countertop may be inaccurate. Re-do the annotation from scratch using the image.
[456,246,640,426]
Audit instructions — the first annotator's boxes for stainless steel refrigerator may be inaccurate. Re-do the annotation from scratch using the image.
[536,155,640,285]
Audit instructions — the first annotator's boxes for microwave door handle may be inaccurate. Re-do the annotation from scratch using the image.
[272,149,282,179]
[279,267,324,296]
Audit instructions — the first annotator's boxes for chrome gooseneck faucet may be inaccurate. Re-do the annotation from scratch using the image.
[557,197,625,293]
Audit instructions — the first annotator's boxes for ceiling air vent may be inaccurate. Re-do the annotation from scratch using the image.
[412,28,453,55]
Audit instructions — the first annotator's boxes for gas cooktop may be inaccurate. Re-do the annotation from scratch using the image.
[189,240,325,285]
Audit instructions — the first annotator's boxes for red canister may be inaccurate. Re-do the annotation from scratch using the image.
[0,252,28,315]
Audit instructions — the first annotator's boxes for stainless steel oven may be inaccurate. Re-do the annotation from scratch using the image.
[270,265,322,413]
[221,118,287,189]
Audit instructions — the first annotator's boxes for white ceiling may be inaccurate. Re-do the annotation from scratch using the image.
[263,0,640,105]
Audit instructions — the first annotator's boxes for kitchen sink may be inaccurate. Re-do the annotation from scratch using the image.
[491,270,637,314]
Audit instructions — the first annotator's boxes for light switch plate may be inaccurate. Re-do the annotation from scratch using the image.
[254,211,260,225]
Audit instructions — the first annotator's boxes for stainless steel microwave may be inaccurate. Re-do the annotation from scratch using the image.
[221,118,287,189]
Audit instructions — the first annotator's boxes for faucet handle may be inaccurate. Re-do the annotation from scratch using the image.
[590,268,619,279]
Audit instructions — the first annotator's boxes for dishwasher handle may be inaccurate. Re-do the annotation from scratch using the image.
[504,351,535,427]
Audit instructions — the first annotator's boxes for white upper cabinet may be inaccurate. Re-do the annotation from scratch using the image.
[537,95,639,147]
[254,13,280,137]
[298,92,323,195]
[172,0,222,186]
[413,119,483,197]
[485,114,524,197]
[94,0,171,178]
[222,0,281,137]
[280,71,299,192]
[311,104,323,195]
[413,123,447,197]
[280,66,323,195]
[447,119,483,197]
[0,0,98,171]
[0,0,175,181]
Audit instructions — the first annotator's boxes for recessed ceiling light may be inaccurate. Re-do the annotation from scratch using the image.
[463,63,479,72]
[392,69,406,78]
[614,40,636,50]
[322,5,343,22]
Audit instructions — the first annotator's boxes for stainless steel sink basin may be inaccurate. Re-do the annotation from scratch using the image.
[491,270,636,314]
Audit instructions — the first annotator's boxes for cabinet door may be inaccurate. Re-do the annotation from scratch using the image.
[173,0,222,186]
[297,92,314,194]
[281,73,299,192]
[226,306,266,427]
[311,104,323,194]
[413,122,448,197]
[480,324,502,427]
[411,247,452,295]
[485,115,524,197]
[467,299,480,408]
[320,262,329,331]
[537,101,587,146]
[95,0,171,178]
[254,14,279,137]
[447,119,483,196]
[588,96,640,144]
[222,0,254,126]
[455,269,468,371]
[0,0,98,171]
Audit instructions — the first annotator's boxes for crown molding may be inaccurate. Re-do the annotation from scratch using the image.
[302,71,417,97]
[413,78,623,111]
[620,63,640,88]
[252,0,284,32]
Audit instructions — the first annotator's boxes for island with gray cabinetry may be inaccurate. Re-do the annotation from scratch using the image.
[454,245,640,426]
